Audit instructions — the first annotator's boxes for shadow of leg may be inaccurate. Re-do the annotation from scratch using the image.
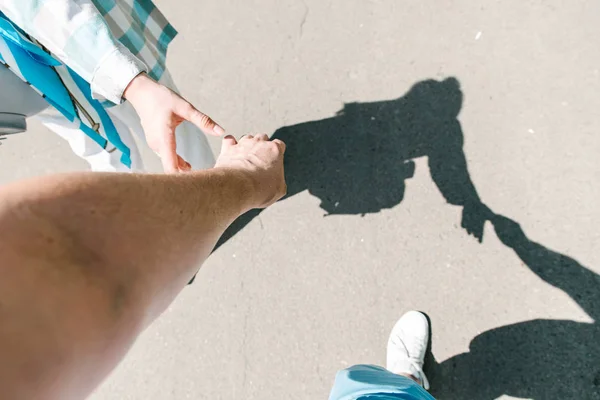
[429,320,599,400]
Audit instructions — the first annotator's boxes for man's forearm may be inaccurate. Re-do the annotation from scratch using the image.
[0,168,254,399]
[0,134,285,399]
[0,168,254,318]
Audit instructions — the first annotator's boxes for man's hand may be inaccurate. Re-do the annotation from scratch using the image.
[124,73,225,173]
[215,134,287,209]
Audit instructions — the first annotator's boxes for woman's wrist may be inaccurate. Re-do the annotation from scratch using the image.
[123,73,155,105]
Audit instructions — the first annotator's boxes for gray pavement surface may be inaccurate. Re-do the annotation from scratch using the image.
[1,0,600,399]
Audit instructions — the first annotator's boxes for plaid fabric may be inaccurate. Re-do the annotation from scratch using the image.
[0,41,133,168]
[0,1,178,169]
[0,0,177,103]
[92,0,177,81]
[0,10,134,168]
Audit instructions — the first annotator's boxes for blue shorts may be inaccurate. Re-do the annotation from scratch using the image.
[329,365,435,400]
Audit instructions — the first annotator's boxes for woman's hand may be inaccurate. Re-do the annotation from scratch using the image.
[124,73,225,173]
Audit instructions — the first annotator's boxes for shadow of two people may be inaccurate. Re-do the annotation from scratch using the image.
[218,77,488,247]
[216,77,600,399]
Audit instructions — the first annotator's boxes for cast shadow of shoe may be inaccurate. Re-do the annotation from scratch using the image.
[428,215,600,400]
[216,77,490,250]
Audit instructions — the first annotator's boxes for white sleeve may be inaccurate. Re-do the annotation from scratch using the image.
[0,0,147,104]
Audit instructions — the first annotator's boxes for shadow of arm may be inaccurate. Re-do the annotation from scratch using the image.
[427,121,480,207]
[428,121,490,241]
[492,215,600,321]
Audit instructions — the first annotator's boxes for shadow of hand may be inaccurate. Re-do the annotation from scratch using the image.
[490,214,527,248]
[461,203,492,242]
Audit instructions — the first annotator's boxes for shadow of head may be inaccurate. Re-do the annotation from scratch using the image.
[272,77,466,216]
[397,76,463,120]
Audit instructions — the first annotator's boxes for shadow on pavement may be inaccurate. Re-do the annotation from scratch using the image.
[215,77,600,399]
[217,77,489,248]
[429,215,600,400]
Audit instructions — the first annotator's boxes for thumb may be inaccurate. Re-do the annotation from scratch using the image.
[159,135,179,174]
[177,155,192,172]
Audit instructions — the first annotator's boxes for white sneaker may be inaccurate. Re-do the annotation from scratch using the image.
[386,311,430,390]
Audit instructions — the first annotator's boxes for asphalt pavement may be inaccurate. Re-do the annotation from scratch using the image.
[1,1,599,399]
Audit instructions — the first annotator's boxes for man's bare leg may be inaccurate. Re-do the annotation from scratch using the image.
[0,134,286,400]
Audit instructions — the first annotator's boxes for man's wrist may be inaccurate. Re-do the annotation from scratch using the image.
[209,167,261,214]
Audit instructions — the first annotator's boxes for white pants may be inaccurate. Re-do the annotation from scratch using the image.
[0,64,49,135]
[3,69,215,173]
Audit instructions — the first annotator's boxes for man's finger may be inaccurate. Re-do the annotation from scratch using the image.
[221,135,238,152]
[256,134,269,141]
[273,139,286,152]
[176,101,225,136]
